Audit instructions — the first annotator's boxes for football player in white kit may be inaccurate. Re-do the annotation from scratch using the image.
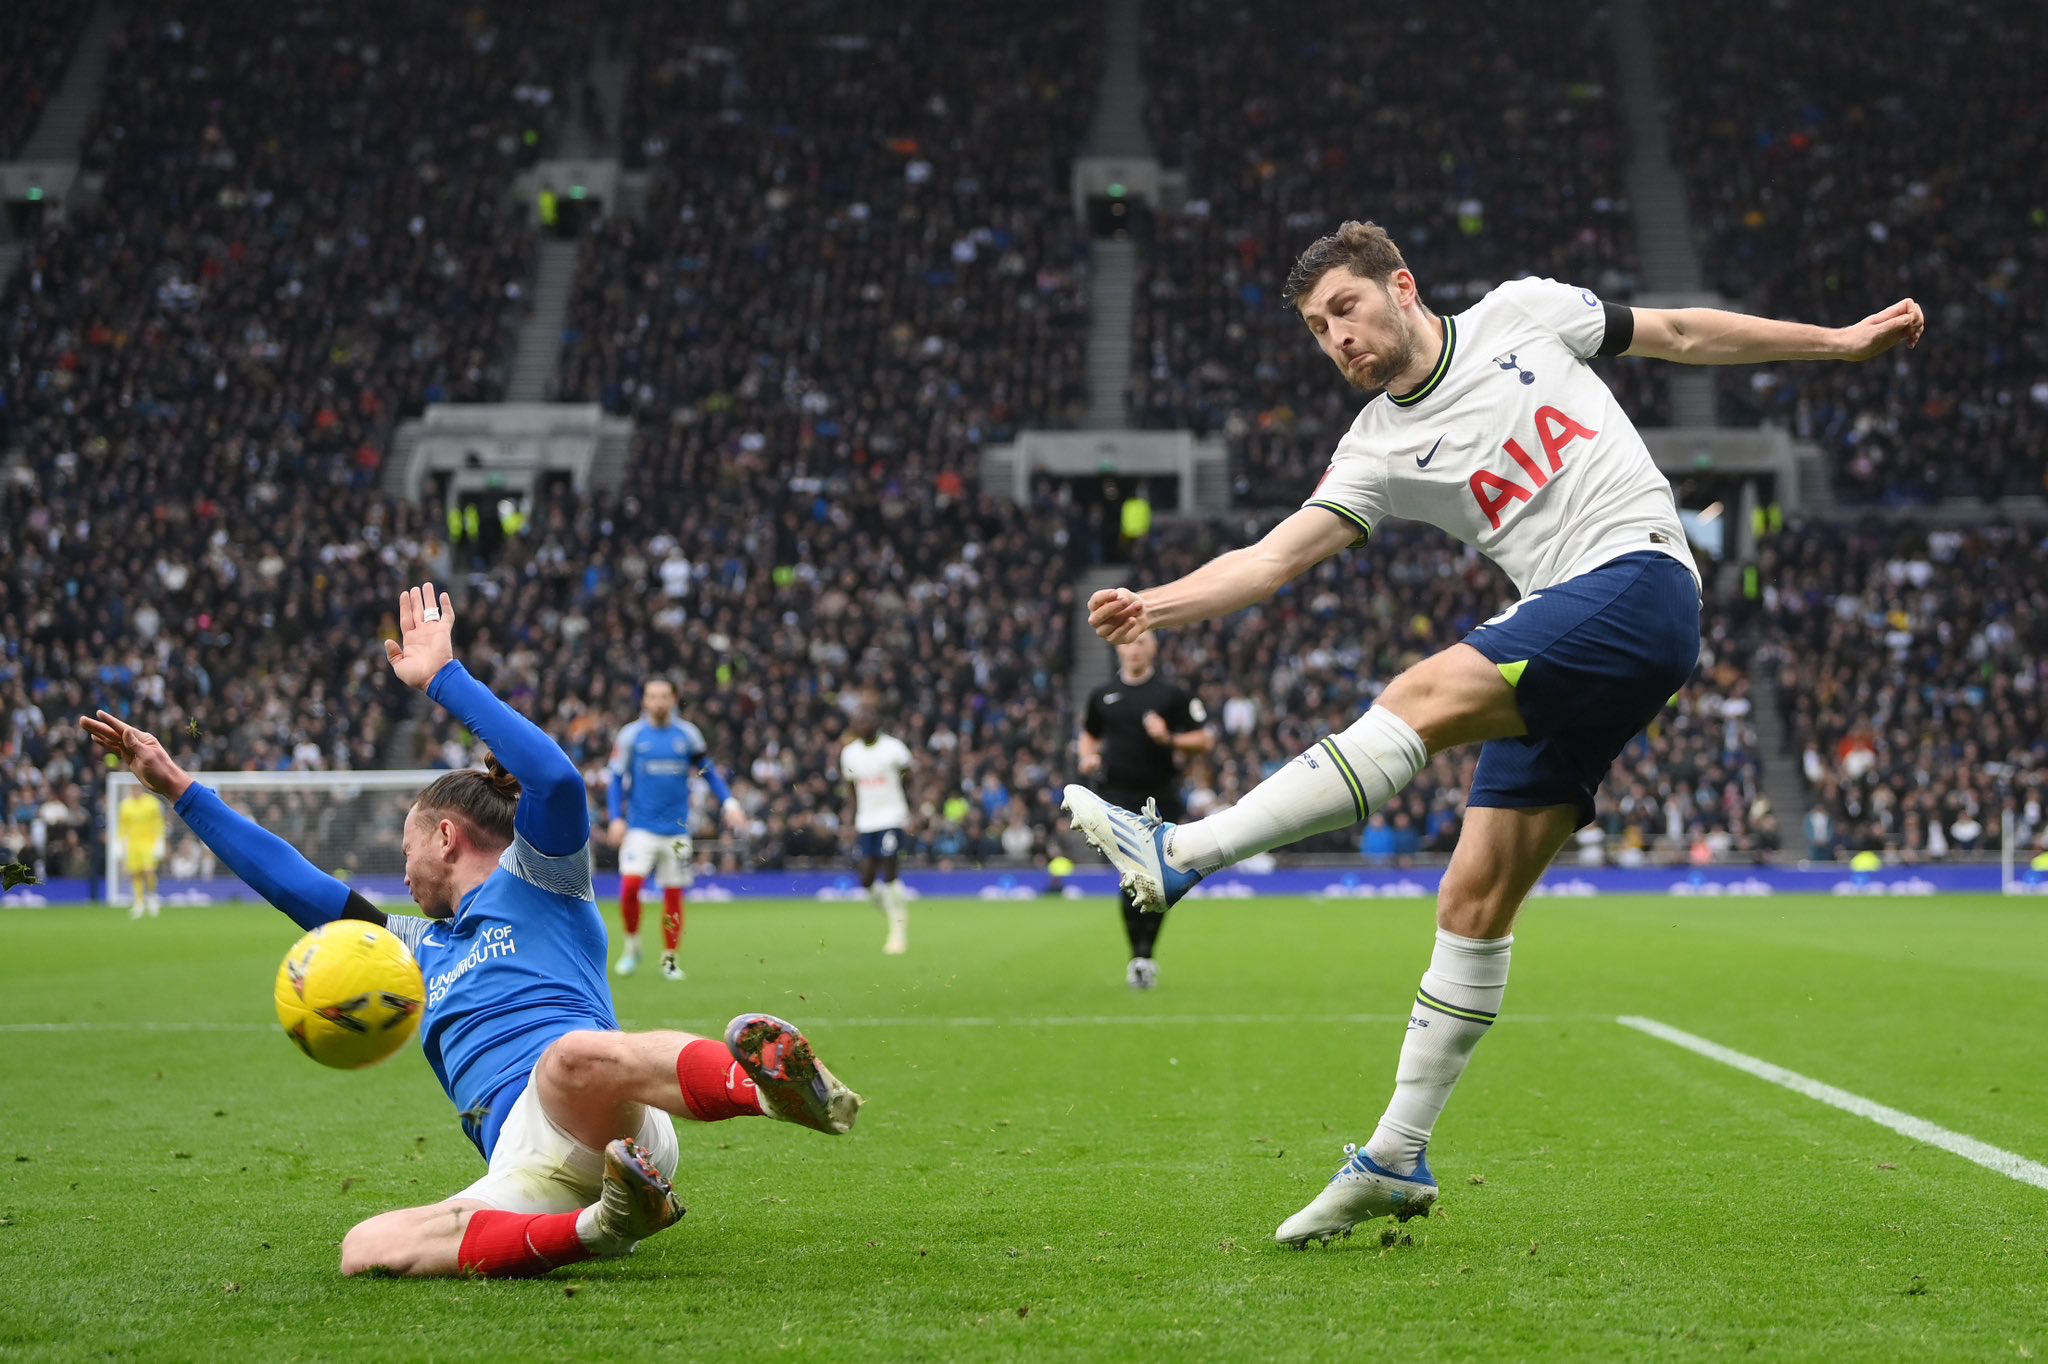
[841,709,914,954]
[1061,220,1924,1246]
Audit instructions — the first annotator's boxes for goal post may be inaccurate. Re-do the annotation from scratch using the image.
[104,769,449,905]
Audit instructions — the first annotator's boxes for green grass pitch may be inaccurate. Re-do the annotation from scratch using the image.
[2,894,2044,1361]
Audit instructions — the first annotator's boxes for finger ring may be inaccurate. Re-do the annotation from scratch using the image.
[422,607,442,621]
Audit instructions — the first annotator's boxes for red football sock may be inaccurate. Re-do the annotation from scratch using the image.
[675,1038,762,1122]
[457,1209,591,1278]
[620,875,644,936]
[661,887,685,952]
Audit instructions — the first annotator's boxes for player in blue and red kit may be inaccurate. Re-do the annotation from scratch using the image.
[81,582,862,1278]
[606,678,746,981]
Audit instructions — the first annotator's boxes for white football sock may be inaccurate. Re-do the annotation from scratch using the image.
[1365,929,1513,1176]
[1164,707,1426,873]
[575,1203,629,1256]
[881,881,909,937]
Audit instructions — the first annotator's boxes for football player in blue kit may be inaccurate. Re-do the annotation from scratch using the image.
[81,582,862,1278]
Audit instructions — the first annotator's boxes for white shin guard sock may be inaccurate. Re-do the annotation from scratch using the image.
[1365,929,1513,1175]
[1164,707,1427,873]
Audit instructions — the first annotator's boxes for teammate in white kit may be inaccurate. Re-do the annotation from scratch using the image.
[841,709,914,955]
[1061,220,1925,1246]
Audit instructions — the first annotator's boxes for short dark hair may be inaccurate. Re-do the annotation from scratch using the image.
[415,756,520,848]
[1282,220,1409,311]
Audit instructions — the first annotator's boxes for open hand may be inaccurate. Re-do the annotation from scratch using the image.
[79,711,194,800]
[1088,587,1152,645]
[1836,298,1924,361]
[384,581,456,691]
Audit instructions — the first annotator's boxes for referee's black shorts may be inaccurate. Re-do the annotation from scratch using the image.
[1097,785,1186,825]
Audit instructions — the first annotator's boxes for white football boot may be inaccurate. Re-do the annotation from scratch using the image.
[1060,786,1203,913]
[1274,1144,1438,1248]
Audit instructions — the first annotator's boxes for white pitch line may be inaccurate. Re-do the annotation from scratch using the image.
[0,1021,274,1033]
[1619,1015,2048,1190]
[3,1012,1583,1035]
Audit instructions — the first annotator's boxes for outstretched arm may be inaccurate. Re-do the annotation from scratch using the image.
[80,712,371,931]
[1088,506,1358,643]
[696,756,747,833]
[385,582,588,857]
[1625,298,1924,365]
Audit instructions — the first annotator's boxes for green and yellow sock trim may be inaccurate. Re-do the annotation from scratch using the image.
[1316,737,1370,824]
[1416,987,1496,1025]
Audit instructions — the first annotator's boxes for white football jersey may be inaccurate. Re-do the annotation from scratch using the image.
[841,735,913,833]
[1304,277,1698,598]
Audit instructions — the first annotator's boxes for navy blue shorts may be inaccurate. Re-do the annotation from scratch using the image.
[1462,552,1701,827]
[856,829,905,862]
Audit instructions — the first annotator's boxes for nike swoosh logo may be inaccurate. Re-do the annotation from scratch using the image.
[1417,435,1445,469]
[421,935,443,949]
[1103,692,1121,703]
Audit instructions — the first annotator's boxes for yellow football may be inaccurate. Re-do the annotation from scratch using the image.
[273,922,425,1069]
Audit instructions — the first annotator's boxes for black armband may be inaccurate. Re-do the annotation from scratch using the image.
[339,889,388,927]
[1597,301,1635,357]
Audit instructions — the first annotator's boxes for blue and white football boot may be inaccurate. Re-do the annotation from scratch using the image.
[1274,1144,1438,1248]
[1059,786,1203,913]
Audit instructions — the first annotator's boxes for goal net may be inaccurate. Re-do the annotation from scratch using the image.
[104,769,448,905]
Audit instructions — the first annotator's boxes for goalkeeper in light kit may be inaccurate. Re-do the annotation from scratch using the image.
[1062,221,1923,1247]
[82,582,862,1278]
[117,785,166,918]
[606,677,747,981]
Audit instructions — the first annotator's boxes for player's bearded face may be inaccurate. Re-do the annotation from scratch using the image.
[1338,288,1422,393]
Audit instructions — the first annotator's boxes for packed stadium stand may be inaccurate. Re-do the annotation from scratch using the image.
[1655,0,2048,503]
[1759,518,2047,859]
[559,1,1097,446]
[0,2,2028,887]
[1,0,580,876]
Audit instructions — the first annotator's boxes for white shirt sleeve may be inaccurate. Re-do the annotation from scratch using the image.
[1301,430,1393,546]
[1495,276,1613,360]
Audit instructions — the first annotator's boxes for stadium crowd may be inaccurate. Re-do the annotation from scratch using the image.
[1656,0,2048,503]
[1,5,2025,890]
[1130,0,1668,506]
[1761,519,2046,859]
[426,475,1086,873]
[557,0,1098,460]
[0,0,583,882]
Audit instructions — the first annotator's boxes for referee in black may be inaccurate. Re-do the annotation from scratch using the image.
[1077,632,1215,989]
